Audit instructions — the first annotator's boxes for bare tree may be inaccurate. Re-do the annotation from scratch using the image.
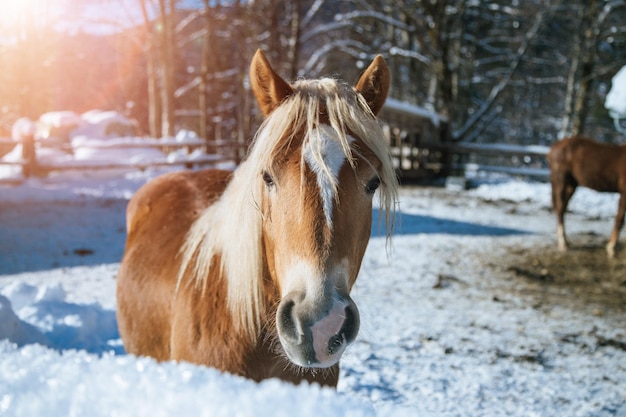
[139,0,161,138]
[334,1,556,142]
[3,0,626,146]
[157,0,177,138]
[198,0,211,143]
[560,0,626,138]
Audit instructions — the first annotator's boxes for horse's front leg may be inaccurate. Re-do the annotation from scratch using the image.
[557,222,567,252]
[606,193,626,258]
[552,178,573,252]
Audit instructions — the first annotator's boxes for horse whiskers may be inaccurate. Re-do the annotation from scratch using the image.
[277,350,293,371]
[262,330,280,353]
[259,299,280,343]
[317,365,338,382]
[276,353,339,382]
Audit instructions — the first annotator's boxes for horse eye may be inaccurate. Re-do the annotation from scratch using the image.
[262,171,275,187]
[365,177,381,194]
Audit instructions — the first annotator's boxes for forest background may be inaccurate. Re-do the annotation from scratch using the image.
[1,0,625,148]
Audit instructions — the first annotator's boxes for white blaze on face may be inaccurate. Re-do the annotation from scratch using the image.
[280,257,351,299]
[303,125,352,229]
[280,259,317,298]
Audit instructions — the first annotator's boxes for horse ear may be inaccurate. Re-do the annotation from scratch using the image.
[249,49,294,116]
[355,55,390,116]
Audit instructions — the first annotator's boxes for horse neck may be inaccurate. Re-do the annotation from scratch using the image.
[177,159,267,342]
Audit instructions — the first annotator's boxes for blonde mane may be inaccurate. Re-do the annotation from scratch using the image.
[177,77,398,340]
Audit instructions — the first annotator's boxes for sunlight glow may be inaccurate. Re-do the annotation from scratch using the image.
[0,0,56,42]
[1,0,39,27]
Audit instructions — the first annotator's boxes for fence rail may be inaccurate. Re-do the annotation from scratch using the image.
[393,140,551,181]
[1,133,553,186]
[0,136,249,184]
[432,141,550,179]
[428,142,550,158]
[380,100,552,182]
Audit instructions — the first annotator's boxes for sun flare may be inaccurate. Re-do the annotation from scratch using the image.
[0,0,47,33]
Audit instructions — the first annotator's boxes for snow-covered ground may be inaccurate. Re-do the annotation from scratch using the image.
[1,165,625,416]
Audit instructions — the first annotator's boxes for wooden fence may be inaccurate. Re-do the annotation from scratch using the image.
[379,100,551,182]
[0,136,249,184]
[431,141,551,179]
[388,140,551,183]
[0,116,549,182]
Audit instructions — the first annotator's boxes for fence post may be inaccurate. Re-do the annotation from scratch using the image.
[21,133,36,178]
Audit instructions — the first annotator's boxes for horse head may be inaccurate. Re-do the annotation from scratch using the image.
[249,50,396,368]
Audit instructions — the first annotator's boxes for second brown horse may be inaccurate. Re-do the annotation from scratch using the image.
[548,136,626,257]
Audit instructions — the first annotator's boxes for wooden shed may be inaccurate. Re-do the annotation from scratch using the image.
[378,98,449,182]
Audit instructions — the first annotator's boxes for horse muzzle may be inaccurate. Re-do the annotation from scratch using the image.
[276,293,360,368]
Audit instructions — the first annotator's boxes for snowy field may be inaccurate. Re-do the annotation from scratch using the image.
[1,165,625,416]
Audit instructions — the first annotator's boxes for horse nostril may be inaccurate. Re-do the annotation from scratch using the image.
[327,333,344,355]
[277,299,300,344]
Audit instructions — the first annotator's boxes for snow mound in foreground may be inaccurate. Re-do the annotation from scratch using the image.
[0,282,119,354]
[0,342,393,417]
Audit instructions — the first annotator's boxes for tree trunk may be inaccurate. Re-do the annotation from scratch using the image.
[234,0,249,163]
[565,0,600,137]
[140,0,160,138]
[199,0,211,145]
[158,0,176,138]
[560,45,580,139]
[571,2,599,136]
[288,0,302,80]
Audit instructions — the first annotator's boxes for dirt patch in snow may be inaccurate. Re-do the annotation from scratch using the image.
[500,233,626,316]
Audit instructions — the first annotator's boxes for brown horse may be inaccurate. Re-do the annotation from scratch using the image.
[548,136,626,258]
[116,50,398,387]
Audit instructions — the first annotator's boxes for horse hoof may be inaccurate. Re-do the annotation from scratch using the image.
[606,246,616,259]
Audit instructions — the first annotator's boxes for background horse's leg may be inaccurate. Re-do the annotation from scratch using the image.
[552,174,576,251]
[606,193,626,258]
